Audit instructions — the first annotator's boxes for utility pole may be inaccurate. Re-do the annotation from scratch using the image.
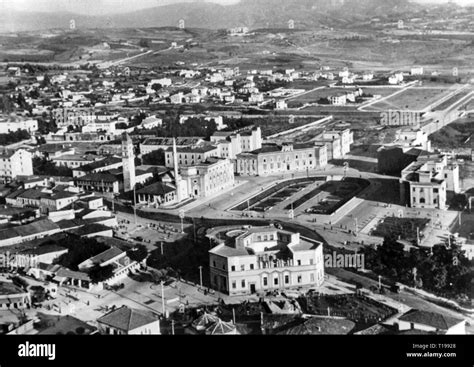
[133,184,137,226]
[198,266,203,288]
[171,320,175,335]
[161,280,166,319]
[378,275,382,290]
[179,210,184,233]
[232,308,236,325]
[160,241,164,256]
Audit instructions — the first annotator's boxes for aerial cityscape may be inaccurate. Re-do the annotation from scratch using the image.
[0,0,473,346]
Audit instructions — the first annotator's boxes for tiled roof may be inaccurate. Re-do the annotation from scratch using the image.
[399,310,464,330]
[136,182,175,196]
[97,306,159,332]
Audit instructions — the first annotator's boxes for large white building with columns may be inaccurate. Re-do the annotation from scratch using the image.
[209,225,324,296]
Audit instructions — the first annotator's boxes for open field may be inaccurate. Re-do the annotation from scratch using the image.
[364,87,453,112]
[430,119,474,150]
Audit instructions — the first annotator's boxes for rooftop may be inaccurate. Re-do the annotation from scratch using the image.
[97,305,159,332]
[399,309,464,330]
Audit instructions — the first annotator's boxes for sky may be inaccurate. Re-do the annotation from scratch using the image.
[1,0,472,15]
[0,0,241,15]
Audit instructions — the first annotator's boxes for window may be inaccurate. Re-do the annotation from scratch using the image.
[241,280,246,288]
[310,273,315,282]
[250,264,254,270]
[274,277,278,285]
[263,277,267,286]
[213,261,216,267]
[297,260,301,266]
[434,188,439,193]
[240,265,245,271]
[231,265,235,271]
[297,275,302,283]
[284,275,289,284]
[232,281,236,289]
[310,259,314,265]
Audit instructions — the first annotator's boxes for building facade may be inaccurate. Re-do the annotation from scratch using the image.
[0,149,33,183]
[209,225,325,296]
[122,133,136,192]
[399,154,458,210]
[235,143,327,176]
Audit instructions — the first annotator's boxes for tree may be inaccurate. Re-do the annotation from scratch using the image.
[142,149,165,165]
[127,244,148,262]
[33,156,73,177]
[54,235,110,270]
[89,264,115,283]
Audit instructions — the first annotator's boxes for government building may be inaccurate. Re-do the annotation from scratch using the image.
[235,143,327,176]
[209,225,325,296]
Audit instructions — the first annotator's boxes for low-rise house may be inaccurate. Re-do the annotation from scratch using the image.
[15,245,68,269]
[97,305,161,335]
[78,247,125,271]
[394,309,466,335]
[72,157,123,178]
[75,172,122,194]
[140,137,204,156]
[0,281,31,310]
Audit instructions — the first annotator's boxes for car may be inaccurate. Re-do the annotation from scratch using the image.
[135,236,143,242]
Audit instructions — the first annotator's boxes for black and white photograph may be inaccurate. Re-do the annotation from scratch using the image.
[0,0,473,363]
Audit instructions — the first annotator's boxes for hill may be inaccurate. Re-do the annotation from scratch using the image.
[0,0,423,32]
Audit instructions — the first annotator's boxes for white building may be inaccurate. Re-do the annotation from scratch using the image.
[0,149,33,183]
[411,67,424,76]
[97,306,161,335]
[210,127,262,160]
[275,100,288,110]
[209,225,325,296]
[0,117,38,134]
[122,133,135,192]
[313,128,353,159]
[329,94,347,106]
[389,72,404,85]
[400,154,459,210]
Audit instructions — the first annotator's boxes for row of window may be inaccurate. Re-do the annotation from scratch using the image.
[229,258,313,272]
[231,273,316,290]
